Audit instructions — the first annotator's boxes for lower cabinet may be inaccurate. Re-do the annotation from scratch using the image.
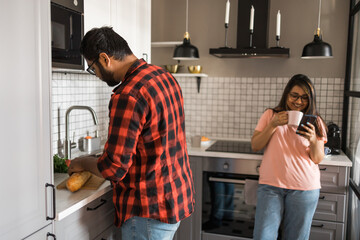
[309,165,350,240]
[174,156,202,240]
[93,225,121,240]
[55,191,115,240]
[24,224,53,240]
[310,220,344,240]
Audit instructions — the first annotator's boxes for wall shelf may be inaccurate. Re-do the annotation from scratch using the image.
[172,73,208,93]
[151,41,182,47]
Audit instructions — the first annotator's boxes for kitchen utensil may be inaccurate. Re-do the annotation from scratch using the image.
[188,65,202,73]
[165,64,181,73]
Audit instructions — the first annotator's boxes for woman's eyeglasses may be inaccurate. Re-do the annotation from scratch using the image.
[289,92,309,102]
[86,57,99,75]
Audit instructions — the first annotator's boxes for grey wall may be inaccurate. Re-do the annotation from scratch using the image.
[151,0,349,78]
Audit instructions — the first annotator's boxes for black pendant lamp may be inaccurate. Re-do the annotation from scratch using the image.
[301,0,333,59]
[173,0,199,60]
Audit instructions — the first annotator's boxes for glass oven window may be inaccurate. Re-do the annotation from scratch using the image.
[51,3,83,68]
[202,172,257,238]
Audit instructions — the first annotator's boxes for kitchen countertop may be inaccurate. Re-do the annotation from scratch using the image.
[54,138,352,221]
[188,138,352,167]
[54,173,112,221]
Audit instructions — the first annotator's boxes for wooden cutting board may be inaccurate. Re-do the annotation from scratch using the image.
[56,174,106,191]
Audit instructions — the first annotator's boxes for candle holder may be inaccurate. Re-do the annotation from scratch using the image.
[223,23,230,48]
[247,30,256,48]
[271,35,284,49]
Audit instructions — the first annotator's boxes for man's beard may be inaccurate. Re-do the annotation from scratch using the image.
[98,63,119,87]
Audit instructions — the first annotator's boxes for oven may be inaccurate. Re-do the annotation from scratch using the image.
[201,140,262,240]
[51,0,84,70]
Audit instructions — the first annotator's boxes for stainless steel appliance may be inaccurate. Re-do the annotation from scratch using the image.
[202,140,262,240]
[51,0,84,70]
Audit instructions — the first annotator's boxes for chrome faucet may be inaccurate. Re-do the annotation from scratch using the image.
[64,105,99,159]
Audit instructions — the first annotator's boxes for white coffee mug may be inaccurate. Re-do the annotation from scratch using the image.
[287,111,304,126]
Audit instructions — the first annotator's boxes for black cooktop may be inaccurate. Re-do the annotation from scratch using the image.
[205,140,263,154]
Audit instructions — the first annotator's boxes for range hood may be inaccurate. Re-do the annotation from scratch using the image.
[210,0,290,58]
[209,47,289,58]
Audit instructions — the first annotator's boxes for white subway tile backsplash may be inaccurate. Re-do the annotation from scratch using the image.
[51,73,344,155]
[178,76,344,140]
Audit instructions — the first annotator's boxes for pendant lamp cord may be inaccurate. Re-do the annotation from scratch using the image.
[317,0,321,35]
[186,0,189,33]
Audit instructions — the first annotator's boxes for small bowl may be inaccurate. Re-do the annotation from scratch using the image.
[164,64,181,73]
[188,65,202,74]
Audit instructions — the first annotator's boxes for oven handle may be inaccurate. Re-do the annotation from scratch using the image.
[209,176,246,185]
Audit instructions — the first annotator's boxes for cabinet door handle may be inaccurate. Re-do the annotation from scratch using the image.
[311,224,324,228]
[47,232,57,239]
[319,167,327,171]
[45,183,56,220]
[87,199,106,211]
[142,53,148,62]
[319,196,325,200]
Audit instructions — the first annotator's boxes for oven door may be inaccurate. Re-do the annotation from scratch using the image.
[202,172,258,239]
[51,2,83,69]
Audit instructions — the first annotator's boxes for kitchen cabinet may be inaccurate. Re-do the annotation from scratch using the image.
[84,0,112,34]
[83,0,151,64]
[83,0,112,70]
[111,0,151,63]
[310,165,351,240]
[174,156,202,240]
[55,191,115,239]
[0,0,53,239]
[25,224,54,240]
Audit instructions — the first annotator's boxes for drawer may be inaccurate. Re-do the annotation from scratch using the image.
[55,191,115,240]
[93,225,120,240]
[310,220,344,240]
[202,232,249,240]
[313,193,346,222]
[319,165,349,194]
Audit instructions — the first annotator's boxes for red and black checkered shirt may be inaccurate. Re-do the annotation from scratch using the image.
[97,59,195,227]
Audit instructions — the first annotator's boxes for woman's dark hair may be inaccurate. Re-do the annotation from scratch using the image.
[273,74,326,137]
[80,26,133,61]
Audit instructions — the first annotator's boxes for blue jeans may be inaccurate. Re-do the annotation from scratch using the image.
[121,216,180,240]
[253,184,319,240]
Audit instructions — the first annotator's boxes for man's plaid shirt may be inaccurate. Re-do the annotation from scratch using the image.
[98,59,195,227]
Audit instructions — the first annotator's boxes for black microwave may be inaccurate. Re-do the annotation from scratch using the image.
[51,0,84,70]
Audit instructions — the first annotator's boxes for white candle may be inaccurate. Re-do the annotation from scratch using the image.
[250,5,254,30]
[276,10,281,37]
[225,0,230,25]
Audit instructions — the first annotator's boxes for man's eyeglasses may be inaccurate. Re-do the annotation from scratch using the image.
[289,92,309,102]
[86,57,99,75]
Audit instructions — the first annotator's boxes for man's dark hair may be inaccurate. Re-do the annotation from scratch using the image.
[80,26,133,61]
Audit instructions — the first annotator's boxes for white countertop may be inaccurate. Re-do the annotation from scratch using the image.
[54,173,112,221]
[54,138,352,221]
[188,138,352,167]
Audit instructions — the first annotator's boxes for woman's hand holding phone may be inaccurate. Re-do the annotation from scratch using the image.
[296,115,317,143]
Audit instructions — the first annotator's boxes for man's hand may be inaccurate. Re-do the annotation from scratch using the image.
[67,156,104,178]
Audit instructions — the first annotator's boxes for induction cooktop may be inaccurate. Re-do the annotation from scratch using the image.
[205,140,263,154]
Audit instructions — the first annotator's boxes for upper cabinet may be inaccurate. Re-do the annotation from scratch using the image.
[84,0,112,33]
[84,0,151,65]
[110,0,151,63]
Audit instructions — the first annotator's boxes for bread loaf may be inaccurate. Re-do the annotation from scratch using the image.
[66,171,92,192]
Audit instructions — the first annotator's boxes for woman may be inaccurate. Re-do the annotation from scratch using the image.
[251,74,327,240]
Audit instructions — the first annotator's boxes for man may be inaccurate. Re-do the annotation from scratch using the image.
[68,27,195,239]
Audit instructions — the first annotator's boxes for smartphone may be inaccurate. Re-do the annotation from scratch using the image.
[296,115,317,135]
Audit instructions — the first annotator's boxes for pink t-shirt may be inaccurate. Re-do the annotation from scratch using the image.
[255,109,327,190]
